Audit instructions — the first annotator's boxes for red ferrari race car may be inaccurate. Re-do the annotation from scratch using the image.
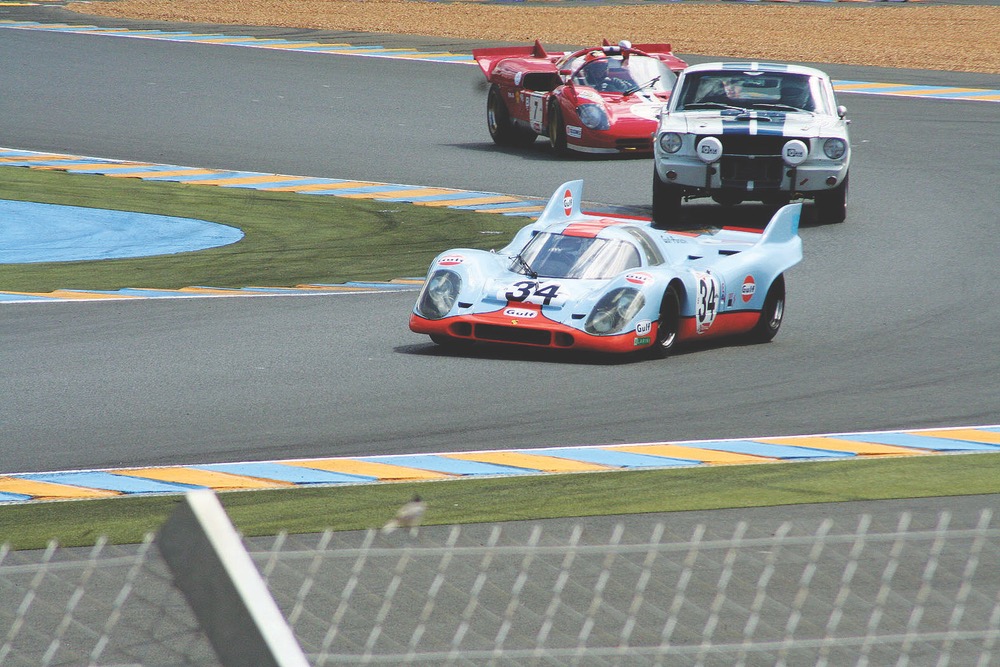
[473,40,687,155]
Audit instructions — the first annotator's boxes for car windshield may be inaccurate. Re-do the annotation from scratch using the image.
[676,71,828,113]
[513,232,642,279]
[569,55,677,94]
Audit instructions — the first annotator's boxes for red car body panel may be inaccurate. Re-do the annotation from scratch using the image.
[410,305,765,354]
[473,40,688,155]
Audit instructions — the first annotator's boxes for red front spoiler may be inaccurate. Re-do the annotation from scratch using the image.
[411,307,764,354]
[409,309,655,354]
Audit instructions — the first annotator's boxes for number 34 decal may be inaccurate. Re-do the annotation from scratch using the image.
[503,280,563,306]
[694,271,720,334]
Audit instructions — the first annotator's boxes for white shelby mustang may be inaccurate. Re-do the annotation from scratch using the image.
[653,62,851,226]
[409,179,803,358]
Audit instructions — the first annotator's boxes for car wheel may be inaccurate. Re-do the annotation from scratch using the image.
[548,103,568,154]
[746,275,785,343]
[647,284,681,358]
[814,173,849,224]
[487,85,518,146]
[652,166,682,229]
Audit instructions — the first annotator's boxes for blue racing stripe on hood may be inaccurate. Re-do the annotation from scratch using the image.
[720,110,789,136]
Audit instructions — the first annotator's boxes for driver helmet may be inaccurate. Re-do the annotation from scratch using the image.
[584,53,609,85]
[781,77,812,108]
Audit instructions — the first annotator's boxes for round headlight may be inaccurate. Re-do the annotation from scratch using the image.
[658,132,683,154]
[782,139,809,167]
[696,136,723,164]
[823,138,847,160]
[416,269,461,320]
[585,287,646,335]
[576,103,610,130]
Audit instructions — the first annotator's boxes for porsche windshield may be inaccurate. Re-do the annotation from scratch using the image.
[513,232,642,279]
[676,71,828,113]
[570,55,677,94]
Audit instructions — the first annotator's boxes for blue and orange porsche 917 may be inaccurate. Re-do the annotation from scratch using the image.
[409,180,803,357]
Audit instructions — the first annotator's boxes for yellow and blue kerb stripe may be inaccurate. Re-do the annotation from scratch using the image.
[2,426,997,503]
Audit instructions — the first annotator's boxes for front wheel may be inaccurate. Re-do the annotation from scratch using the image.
[814,174,848,224]
[548,103,568,154]
[652,166,682,229]
[746,275,786,343]
[647,285,681,358]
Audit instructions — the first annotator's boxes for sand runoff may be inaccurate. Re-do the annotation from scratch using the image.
[68,0,1000,74]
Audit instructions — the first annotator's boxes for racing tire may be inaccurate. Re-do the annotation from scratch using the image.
[487,85,535,147]
[652,166,682,229]
[548,103,568,155]
[814,173,849,224]
[746,275,786,344]
[647,284,682,359]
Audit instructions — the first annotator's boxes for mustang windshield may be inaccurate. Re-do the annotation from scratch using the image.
[676,72,828,114]
[513,232,641,279]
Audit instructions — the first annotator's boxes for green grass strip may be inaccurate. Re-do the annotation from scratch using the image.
[0,166,524,292]
[2,453,997,550]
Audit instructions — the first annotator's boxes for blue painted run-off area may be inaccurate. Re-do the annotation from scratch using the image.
[0,199,243,263]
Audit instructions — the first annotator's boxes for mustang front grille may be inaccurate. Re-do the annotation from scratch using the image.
[692,134,809,189]
[720,156,785,188]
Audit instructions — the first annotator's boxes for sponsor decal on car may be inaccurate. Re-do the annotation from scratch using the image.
[635,320,652,336]
[741,275,756,302]
[438,255,464,266]
[504,307,538,319]
[567,125,583,139]
[625,272,653,285]
[563,189,573,216]
[634,336,652,346]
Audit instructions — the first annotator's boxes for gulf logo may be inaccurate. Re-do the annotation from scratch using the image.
[741,275,756,302]
[504,307,537,319]
[625,272,653,285]
[438,255,464,266]
[563,189,573,216]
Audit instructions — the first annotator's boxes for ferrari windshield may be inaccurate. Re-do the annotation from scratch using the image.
[568,54,677,94]
[675,71,830,113]
[513,232,642,279]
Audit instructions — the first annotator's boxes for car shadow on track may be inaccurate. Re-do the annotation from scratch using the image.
[396,334,764,366]
[634,201,833,231]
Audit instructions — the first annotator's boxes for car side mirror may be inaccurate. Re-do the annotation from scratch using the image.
[837,105,848,119]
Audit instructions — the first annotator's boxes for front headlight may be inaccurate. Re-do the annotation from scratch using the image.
[585,287,646,335]
[576,103,610,130]
[823,137,848,160]
[658,132,683,154]
[415,269,461,320]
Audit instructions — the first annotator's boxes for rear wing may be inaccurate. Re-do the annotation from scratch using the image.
[498,179,587,254]
[472,40,549,78]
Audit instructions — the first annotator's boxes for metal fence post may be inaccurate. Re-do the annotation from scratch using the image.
[155,490,309,667]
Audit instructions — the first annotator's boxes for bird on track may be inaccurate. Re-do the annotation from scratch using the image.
[382,494,427,535]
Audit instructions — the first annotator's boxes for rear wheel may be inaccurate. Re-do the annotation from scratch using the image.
[487,85,534,147]
[647,285,681,358]
[746,275,785,343]
[652,166,682,229]
[814,174,848,224]
[548,103,568,154]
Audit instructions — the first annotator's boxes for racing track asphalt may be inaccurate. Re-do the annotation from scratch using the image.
[0,3,998,476]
